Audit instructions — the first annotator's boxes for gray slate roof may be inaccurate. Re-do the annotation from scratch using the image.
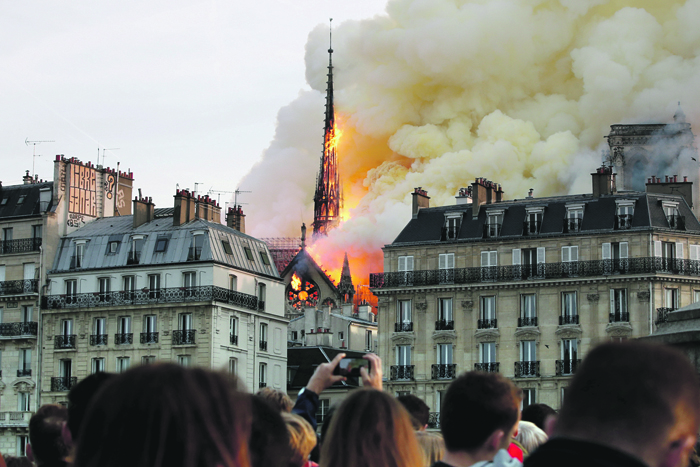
[0,182,53,219]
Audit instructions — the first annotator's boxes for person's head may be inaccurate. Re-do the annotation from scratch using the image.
[397,394,430,431]
[74,363,251,467]
[441,372,521,456]
[281,413,316,467]
[555,341,700,467]
[66,372,115,446]
[28,404,69,466]
[250,395,292,467]
[4,457,31,467]
[520,404,556,433]
[256,387,294,413]
[514,421,547,454]
[320,389,423,467]
[415,431,445,466]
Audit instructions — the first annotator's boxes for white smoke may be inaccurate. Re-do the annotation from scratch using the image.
[239,0,700,280]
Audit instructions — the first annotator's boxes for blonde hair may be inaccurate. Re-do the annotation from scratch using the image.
[515,421,548,454]
[320,389,423,467]
[282,412,317,467]
[415,431,445,466]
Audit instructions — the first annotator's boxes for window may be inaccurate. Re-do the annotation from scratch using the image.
[98,277,110,301]
[107,241,120,254]
[143,315,157,342]
[74,243,85,268]
[695,290,700,304]
[615,201,634,229]
[260,323,268,350]
[396,300,412,332]
[183,271,196,289]
[118,316,131,334]
[116,357,130,373]
[59,359,72,379]
[188,234,204,261]
[525,208,543,235]
[437,344,453,365]
[21,306,32,323]
[154,237,169,253]
[565,205,584,232]
[438,298,453,329]
[603,242,629,273]
[520,294,536,326]
[439,253,454,282]
[229,275,237,291]
[257,283,266,310]
[513,247,545,279]
[92,358,105,373]
[19,349,31,375]
[18,391,30,411]
[128,237,144,264]
[665,288,679,310]
[337,331,344,340]
[486,211,503,237]
[561,292,578,324]
[148,274,161,299]
[2,228,12,242]
[93,318,106,345]
[396,345,411,366]
[443,213,461,240]
[481,250,498,281]
[32,225,42,240]
[398,255,414,285]
[260,251,271,265]
[259,363,267,387]
[244,246,254,261]
[229,358,238,375]
[316,399,330,424]
[230,316,238,345]
[142,356,156,365]
[123,275,135,299]
[222,240,233,255]
[0,198,6,206]
[16,194,26,205]
[521,340,536,362]
[662,201,682,229]
[480,342,496,363]
[560,339,578,375]
[17,435,28,457]
[479,296,496,328]
[610,289,628,322]
[521,389,536,410]
[561,246,578,262]
[366,330,373,351]
[178,355,191,367]
[61,319,73,337]
[179,313,193,331]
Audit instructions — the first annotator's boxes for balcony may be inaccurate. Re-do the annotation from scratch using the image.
[514,361,540,378]
[126,251,141,265]
[477,319,497,329]
[656,307,674,324]
[615,214,633,230]
[0,412,31,427]
[50,376,78,392]
[172,329,196,345]
[114,333,133,345]
[559,315,579,325]
[43,286,260,311]
[16,369,31,377]
[431,364,457,379]
[258,300,265,311]
[667,214,686,230]
[90,334,108,346]
[563,218,582,233]
[187,246,202,261]
[555,359,581,376]
[0,322,38,338]
[259,340,268,351]
[258,382,267,388]
[389,365,415,381]
[518,317,538,327]
[474,362,500,373]
[54,335,76,350]
[140,332,159,344]
[428,412,441,429]
[370,257,700,289]
[435,319,454,331]
[0,238,41,255]
[0,280,39,296]
[523,220,541,236]
[230,334,238,345]
[609,311,629,323]
[69,255,84,269]
[483,223,502,238]
[394,322,413,332]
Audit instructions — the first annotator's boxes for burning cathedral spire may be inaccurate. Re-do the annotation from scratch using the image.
[312,20,342,238]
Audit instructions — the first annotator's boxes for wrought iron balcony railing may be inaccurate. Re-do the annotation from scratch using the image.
[54,335,76,349]
[435,319,454,330]
[555,359,581,376]
[43,285,260,311]
[390,365,415,381]
[483,223,502,238]
[656,307,675,324]
[258,382,267,388]
[615,214,633,230]
[259,340,268,351]
[428,412,441,429]
[474,362,500,373]
[523,220,541,235]
[126,251,141,265]
[563,218,582,233]
[187,246,202,261]
[609,312,630,323]
[16,369,31,377]
[0,322,37,337]
[230,334,238,345]
[258,300,265,311]
[514,361,540,377]
[431,364,457,380]
[140,332,159,344]
[477,319,497,329]
[172,329,196,345]
[90,334,108,346]
[0,238,41,255]
[114,333,133,345]
[559,315,579,325]
[441,227,460,241]
[518,317,538,327]
[51,376,77,392]
[0,280,39,296]
[370,257,700,289]
[394,322,413,332]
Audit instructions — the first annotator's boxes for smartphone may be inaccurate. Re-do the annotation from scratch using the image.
[333,357,370,377]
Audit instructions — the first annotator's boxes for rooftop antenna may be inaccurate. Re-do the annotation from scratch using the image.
[194,182,204,197]
[207,188,236,205]
[100,148,120,167]
[25,138,54,178]
[234,188,251,207]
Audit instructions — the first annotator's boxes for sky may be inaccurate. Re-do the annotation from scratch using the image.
[0,1,388,209]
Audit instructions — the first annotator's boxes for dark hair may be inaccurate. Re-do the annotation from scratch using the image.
[441,372,520,452]
[67,372,115,440]
[250,395,292,467]
[521,404,556,431]
[74,364,251,467]
[4,457,31,467]
[556,341,700,448]
[320,389,423,467]
[29,404,69,465]
[256,387,293,413]
[397,394,430,430]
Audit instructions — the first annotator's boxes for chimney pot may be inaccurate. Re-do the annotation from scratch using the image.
[684,176,688,182]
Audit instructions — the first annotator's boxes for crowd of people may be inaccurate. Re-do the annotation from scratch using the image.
[4,340,700,467]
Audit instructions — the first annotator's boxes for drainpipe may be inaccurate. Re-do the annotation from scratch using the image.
[346,321,352,350]
[37,245,44,408]
[649,233,654,335]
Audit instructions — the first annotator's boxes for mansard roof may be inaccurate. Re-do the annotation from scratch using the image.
[0,182,53,219]
[391,191,700,247]
[51,215,280,278]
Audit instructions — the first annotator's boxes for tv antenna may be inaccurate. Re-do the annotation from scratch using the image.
[25,138,54,178]
[100,148,120,167]
[208,188,235,205]
[234,188,251,207]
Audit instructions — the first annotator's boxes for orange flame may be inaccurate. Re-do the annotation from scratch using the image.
[291,272,302,291]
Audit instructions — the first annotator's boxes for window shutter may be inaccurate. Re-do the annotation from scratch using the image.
[571,246,579,262]
[481,251,488,267]
[406,256,414,271]
[439,254,445,269]
[537,247,545,264]
[512,249,521,265]
[561,247,570,263]
[676,243,684,259]
[610,289,615,314]
[490,251,498,266]
[619,242,628,259]
[691,245,699,261]
[654,241,662,257]
[448,254,454,269]
[398,256,405,272]
[602,243,611,260]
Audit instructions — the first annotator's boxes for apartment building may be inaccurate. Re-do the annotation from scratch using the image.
[370,168,700,427]
[41,190,287,401]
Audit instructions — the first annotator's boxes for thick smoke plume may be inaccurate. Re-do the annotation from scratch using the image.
[239,0,700,282]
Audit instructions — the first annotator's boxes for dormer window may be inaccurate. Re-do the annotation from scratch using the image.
[615,200,635,230]
[188,232,205,261]
[564,204,584,233]
[524,207,544,236]
[128,235,145,265]
[485,210,504,238]
[16,195,26,205]
[71,240,87,269]
[662,201,684,230]
[442,213,462,241]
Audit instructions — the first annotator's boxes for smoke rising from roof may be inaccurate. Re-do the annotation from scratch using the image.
[239,0,700,280]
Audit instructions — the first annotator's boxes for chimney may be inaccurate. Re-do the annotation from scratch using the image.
[173,189,196,226]
[495,183,504,202]
[412,187,430,218]
[357,303,372,321]
[645,175,694,208]
[341,303,353,317]
[23,170,33,185]
[471,178,493,218]
[133,194,155,228]
[591,166,617,197]
[226,205,246,234]
[455,186,472,205]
